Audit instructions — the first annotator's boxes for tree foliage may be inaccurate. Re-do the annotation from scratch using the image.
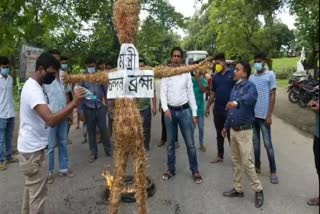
[0,0,184,68]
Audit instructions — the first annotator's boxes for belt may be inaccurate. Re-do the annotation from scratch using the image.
[232,124,253,132]
[168,103,189,111]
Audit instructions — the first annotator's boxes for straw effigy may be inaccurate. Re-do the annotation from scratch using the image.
[62,1,214,214]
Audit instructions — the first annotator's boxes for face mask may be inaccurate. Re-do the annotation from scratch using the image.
[43,71,56,84]
[215,64,223,73]
[1,68,9,76]
[254,63,264,72]
[61,64,68,70]
[87,67,96,74]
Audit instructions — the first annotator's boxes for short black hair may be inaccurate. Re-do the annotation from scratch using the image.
[214,53,225,61]
[0,56,10,65]
[238,61,252,78]
[171,47,184,58]
[254,52,267,60]
[36,52,61,71]
[85,57,96,65]
[48,49,61,56]
[60,56,68,61]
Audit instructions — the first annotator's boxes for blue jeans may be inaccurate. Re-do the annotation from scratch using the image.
[253,118,277,173]
[194,116,204,145]
[0,118,15,162]
[48,120,69,174]
[165,108,199,174]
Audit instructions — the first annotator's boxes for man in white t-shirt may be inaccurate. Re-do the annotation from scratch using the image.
[17,52,85,214]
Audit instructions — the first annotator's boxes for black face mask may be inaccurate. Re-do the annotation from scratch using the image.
[43,71,56,84]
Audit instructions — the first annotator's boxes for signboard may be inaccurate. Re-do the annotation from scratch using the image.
[19,45,44,81]
[107,44,154,99]
[108,70,154,99]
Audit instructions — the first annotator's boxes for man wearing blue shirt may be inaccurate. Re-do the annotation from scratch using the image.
[250,53,278,184]
[222,61,264,208]
[79,58,111,163]
[206,53,235,163]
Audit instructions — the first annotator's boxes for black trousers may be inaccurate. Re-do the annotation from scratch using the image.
[213,110,230,159]
[314,136,320,196]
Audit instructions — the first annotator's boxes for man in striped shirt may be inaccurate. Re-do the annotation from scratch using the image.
[249,53,279,184]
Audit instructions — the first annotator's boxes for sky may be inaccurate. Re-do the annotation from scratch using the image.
[168,0,296,30]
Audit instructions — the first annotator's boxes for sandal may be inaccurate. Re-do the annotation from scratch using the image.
[193,172,203,184]
[307,197,320,206]
[210,157,223,164]
[162,170,176,180]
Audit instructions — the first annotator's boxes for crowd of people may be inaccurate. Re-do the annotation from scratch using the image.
[0,46,319,213]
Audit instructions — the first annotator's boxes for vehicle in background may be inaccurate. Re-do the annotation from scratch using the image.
[186,51,208,65]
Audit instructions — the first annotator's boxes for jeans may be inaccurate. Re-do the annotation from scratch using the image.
[165,108,198,174]
[48,120,69,174]
[194,116,204,145]
[161,110,178,142]
[84,107,111,157]
[140,106,152,150]
[213,110,230,159]
[253,118,277,173]
[0,117,15,162]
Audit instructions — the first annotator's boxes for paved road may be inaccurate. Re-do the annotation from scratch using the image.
[0,110,319,214]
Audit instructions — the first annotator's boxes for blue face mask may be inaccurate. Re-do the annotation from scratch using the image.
[87,67,96,74]
[1,68,9,76]
[254,63,264,72]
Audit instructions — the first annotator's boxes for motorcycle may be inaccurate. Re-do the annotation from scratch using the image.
[297,84,319,108]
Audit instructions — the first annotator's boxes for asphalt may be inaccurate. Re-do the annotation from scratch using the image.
[1,85,319,214]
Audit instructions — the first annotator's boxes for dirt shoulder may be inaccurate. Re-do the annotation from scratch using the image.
[274,88,315,136]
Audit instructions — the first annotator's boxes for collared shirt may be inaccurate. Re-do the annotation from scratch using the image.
[43,79,67,113]
[224,80,258,129]
[160,73,197,116]
[80,81,106,110]
[212,69,235,113]
[0,74,15,119]
[250,70,276,119]
[192,76,208,117]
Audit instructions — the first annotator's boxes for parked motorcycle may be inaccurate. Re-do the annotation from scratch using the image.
[297,84,319,108]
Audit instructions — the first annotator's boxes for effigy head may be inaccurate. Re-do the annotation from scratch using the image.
[113,0,141,44]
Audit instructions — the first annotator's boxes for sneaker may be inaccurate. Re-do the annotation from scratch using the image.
[59,169,75,178]
[199,145,206,152]
[0,162,7,171]
[6,156,19,164]
[270,175,279,184]
[88,155,98,163]
[47,174,54,184]
[82,138,87,144]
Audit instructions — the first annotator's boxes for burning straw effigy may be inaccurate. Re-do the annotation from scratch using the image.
[63,0,213,214]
